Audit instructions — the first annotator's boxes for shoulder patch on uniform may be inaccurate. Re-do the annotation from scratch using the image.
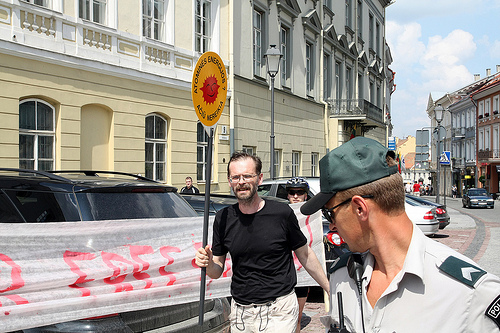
[486,294,500,329]
[328,252,351,274]
[439,256,486,287]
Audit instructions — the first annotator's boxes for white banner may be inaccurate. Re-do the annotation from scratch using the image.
[0,203,323,331]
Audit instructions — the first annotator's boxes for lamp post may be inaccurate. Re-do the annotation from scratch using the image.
[434,104,444,204]
[264,45,282,179]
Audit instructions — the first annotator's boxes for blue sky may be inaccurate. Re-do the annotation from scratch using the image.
[386,0,500,139]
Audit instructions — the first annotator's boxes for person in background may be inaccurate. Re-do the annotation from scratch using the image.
[180,176,199,194]
[286,177,310,333]
[195,152,330,332]
[300,137,500,332]
[412,180,420,196]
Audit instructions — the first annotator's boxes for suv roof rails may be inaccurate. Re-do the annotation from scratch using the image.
[0,167,69,182]
[47,170,157,182]
[0,168,156,183]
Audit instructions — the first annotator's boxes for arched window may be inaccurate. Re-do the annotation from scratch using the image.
[145,114,167,181]
[19,99,55,171]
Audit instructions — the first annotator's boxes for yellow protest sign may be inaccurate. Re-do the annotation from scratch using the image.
[191,52,227,127]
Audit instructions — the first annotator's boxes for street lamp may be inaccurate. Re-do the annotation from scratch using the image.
[264,45,282,179]
[434,103,444,204]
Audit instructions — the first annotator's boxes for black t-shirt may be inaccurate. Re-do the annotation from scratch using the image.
[211,198,307,305]
[180,186,199,194]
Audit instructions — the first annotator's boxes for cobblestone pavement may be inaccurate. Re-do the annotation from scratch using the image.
[300,220,477,332]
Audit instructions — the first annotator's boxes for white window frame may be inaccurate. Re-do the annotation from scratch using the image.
[346,66,352,100]
[357,0,362,39]
[274,149,281,178]
[195,0,213,53]
[485,99,491,117]
[335,61,341,100]
[292,151,301,177]
[280,24,291,87]
[345,0,352,28]
[311,152,319,177]
[253,7,265,77]
[324,53,332,100]
[79,0,108,25]
[197,122,214,182]
[494,95,499,114]
[306,41,314,95]
[479,101,484,118]
[19,99,55,171]
[242,146,255,156]
[493,125,499,158]
[479,129,484,151]
[485,128,490,150]
[142,0,166,41]
[22,0,62,10]
[145,114,167,181]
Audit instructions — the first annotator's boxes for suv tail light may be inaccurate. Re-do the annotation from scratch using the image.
[435,208,445,214]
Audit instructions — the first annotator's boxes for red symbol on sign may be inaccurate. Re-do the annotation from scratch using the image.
[200,75,219,104]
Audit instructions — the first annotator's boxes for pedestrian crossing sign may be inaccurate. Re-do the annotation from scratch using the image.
[440,151,451,165]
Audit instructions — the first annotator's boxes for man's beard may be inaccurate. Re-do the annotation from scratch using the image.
[234,184,257,203]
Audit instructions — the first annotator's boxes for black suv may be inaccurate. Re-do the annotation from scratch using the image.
[0,168,229,333]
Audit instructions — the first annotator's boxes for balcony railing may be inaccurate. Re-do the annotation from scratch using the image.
[478,149,500,159]
[452,128,465,137]
[327,99,384,124]
[2,2,194,83]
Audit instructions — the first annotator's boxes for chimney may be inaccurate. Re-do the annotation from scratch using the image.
[497,65,500,73]
[474,74,481,81]
[486,68,491,76]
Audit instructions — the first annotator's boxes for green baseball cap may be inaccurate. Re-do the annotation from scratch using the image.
[300,137,398,215]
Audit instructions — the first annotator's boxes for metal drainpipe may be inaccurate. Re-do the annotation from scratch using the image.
[319,5,330,153]
[229,0,235,156]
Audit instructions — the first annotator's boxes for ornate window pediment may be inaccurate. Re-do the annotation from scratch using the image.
[302,9,321,36]
[369,59,379,73]
[348,41,359,57]
[338,34,348,49]
[277,0,301,19]
[358,50,368,66]
[323,23,338,46]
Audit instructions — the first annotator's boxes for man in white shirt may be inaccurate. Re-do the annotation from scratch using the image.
[301,137,500,333]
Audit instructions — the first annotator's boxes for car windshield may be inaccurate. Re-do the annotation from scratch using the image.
[257,184,273,196]
[76,192,198,220]
[469,189,488,196]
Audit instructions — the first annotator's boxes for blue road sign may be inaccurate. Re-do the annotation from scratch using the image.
[440,151,451,165]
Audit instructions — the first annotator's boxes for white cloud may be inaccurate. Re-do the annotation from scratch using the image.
[491,40,500,58]
[386,21,426,68]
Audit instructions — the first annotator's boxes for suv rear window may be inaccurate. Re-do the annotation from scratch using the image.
[75,192,198,220]
[3,190,81,222]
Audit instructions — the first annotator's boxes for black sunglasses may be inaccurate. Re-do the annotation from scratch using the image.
[288,189,306,196]
[322,195,374,223]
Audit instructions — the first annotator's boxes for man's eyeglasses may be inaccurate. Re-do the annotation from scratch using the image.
[288,189,306,196]
[322,195,374,223]
[228,174,258,183]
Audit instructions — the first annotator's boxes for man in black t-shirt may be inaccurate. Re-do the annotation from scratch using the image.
[195,152,329,332]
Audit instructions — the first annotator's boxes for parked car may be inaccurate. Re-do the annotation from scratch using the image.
[406,195,450,229]
[462,188,495,209]
[404,199,439,236]
[0,168,230,333]
[258,177,321,201]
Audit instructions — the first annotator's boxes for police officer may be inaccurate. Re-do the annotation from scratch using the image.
[301,137,500,332]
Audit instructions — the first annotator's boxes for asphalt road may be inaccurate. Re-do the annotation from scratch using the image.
[300,195,500,332]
